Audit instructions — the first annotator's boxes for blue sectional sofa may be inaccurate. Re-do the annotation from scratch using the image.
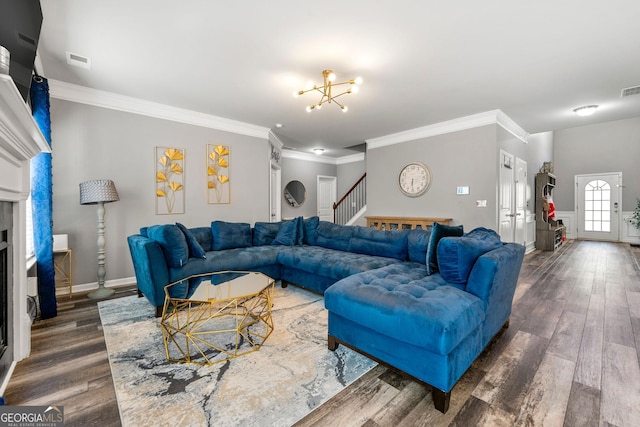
[127,217,524,413]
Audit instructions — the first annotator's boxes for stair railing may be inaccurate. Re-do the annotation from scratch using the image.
[333,173,366,225]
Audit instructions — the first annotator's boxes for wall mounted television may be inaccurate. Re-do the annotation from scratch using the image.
[0,0,43,102]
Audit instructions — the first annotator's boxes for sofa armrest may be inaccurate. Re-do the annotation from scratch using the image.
[465,243,525,344]
[127,235,170,307]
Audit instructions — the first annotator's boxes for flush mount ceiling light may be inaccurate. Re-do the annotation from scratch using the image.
[294,69,362,113]
[313,148,325,155]
[573,105,599,117]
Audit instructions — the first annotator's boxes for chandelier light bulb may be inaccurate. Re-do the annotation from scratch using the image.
[327,72,336,82]
[351,86,359,94]
[341,105,348,112]
[354,76,363,85]
[306,105,313,112]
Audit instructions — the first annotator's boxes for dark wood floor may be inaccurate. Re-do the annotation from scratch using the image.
[5,240,640,426]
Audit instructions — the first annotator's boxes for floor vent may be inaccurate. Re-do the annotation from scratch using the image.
[621,85,640,97]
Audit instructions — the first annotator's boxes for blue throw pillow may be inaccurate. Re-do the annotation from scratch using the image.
[407,229,431,263]
[426,222,463,275]
[146,224,189,268]
[211,221,252,250]
[295,216,304,245]
[176,223,207,259]
[272,219,298,246]
[253,222,281,246]
[437,227,503,284]
[303,216,320,244]
[187,227,213,252]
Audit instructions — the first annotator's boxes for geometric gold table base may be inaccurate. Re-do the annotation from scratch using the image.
[160,277,274,366]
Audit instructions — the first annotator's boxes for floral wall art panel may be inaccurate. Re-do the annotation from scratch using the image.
[156,147,185,215]
[207,144,230,204]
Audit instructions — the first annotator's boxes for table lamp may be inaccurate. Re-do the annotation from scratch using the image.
[79,179,119,299]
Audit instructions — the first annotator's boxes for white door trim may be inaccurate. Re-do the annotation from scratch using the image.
[574,172,622,241]
[317,175,337,223]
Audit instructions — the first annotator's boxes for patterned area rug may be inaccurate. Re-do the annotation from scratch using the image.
[98,285,376,427]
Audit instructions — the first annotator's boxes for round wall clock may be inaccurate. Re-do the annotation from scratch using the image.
[398,162,431,197]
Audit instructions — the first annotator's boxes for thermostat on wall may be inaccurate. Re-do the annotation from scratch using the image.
[456,186,470,195]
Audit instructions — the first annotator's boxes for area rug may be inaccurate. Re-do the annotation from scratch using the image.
[98,285,376,427]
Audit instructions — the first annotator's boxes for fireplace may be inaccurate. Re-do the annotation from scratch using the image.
[0,74,50,392]
[0,202,12,378]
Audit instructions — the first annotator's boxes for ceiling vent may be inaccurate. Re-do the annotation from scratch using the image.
[66,51,91,70]
[620,84,640,98]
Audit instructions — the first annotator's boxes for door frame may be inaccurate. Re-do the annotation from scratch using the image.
[574,172,622,241]
[269,164,281,222]
[317,175,337,223]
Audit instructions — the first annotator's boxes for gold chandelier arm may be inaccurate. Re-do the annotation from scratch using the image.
[330,90,352,100]
[329,80,354,87]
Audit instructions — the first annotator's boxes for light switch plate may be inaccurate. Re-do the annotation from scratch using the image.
[457,186,470,195]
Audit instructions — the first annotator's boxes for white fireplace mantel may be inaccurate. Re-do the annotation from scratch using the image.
[0,73,50,393]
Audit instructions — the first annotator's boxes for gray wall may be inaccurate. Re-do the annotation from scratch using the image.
[50,99,270,285]
[553,116,640,211]
[337,159,366,197]
[367,125,498,229]
[281,156,337,219]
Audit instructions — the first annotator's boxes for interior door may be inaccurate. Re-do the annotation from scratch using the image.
[270,165,281,222]
[498,151,515,242]
[576,172,621,241]
[514,158,527,245]
[317,175,337,223]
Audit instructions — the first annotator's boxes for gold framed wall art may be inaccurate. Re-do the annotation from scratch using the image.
[156,147,185,214]
[207,144,230,204]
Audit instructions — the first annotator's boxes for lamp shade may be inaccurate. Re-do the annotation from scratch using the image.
[79,179,120,205]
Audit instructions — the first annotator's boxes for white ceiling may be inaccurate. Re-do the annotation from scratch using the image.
[37,1,640,157]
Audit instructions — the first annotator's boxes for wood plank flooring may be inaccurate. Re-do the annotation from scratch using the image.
[5,240,640,426]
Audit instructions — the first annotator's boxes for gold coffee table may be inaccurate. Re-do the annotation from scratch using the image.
[160,271,275,366]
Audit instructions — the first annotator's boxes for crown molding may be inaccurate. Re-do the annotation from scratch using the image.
[282,149,337,164]
[336,152,365,165]
[268,130,284,149]
[366,109,529,149]
[47,79,271,140]
[281,149,365,165]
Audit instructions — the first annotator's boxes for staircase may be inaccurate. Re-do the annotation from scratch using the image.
[333,173,366,225]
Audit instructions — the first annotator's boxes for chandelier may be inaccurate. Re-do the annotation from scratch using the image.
[294,69,362,112]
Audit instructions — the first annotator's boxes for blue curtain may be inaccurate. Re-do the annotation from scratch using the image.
[30,76,57,319]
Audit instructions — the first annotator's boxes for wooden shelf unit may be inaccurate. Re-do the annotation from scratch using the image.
[535,172,563,251]
[366,216,452,231]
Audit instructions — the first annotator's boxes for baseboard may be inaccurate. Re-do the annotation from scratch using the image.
[56,276,136,297]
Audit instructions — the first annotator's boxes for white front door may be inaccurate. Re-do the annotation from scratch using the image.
[498,151,515,242]
[317,175,337,223]
[576,172,622,241]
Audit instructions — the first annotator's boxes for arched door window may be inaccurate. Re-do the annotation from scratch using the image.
[584,180,611,232]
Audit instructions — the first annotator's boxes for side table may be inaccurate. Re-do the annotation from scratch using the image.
[53,248,72,298]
